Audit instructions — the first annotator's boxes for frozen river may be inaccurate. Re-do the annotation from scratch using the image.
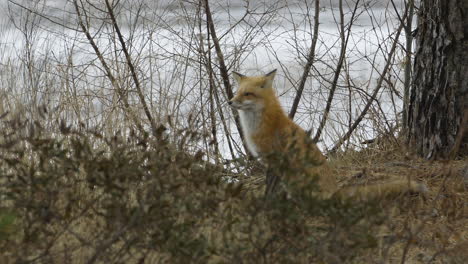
[0,0,411,158]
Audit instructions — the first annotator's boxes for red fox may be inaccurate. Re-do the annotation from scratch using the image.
[229,69,428,199]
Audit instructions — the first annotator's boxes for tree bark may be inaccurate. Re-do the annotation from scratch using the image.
[407,0,468,159]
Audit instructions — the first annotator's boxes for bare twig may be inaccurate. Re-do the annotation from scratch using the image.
[202,0,247,154]
[72,0,144,133]
[329,3,410,153]
[312,0,360,143]
[289,0,321,120]
[104,0,156,133]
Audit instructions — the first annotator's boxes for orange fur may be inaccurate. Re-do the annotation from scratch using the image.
[229,70,427,199]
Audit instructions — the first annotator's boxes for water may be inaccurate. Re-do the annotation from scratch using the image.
[0,0,411,159]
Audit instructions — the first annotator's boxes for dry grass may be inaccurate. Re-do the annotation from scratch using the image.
[239,139,468,263]
[0,116,466,263]
[330,141,468,263]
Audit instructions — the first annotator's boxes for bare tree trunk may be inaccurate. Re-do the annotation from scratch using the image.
[407,0,468,159]
[402,0,414,132]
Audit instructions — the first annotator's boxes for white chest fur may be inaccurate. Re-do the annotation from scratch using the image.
[238,110,262,156]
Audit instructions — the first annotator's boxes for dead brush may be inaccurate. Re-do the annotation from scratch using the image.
[0,115,401,264]
[327,137,468,263]
[0,116,466,263]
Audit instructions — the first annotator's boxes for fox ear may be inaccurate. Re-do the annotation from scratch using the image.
[232,72,244,83]
[265,69,277,77]
[263,69,277,88]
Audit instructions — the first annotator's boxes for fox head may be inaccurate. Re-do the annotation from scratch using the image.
[228,69,277,111]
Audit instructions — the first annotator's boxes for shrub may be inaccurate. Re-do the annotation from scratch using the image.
[0,116,385,263]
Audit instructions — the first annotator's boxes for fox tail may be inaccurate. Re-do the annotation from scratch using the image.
[334,179,429,200]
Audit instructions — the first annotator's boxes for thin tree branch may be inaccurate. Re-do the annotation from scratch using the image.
[104,0,156,133]
[329,4,410,154]
[312,0,361,143]
[202,0,248,154]
[289,0,321,120]
[72,0,144,133]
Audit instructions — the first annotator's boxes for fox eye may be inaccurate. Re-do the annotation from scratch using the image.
[244,92,254,96]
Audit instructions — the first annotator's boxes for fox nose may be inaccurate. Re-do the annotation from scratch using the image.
[228,101,233,105]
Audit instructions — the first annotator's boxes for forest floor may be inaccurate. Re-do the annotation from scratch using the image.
[333,146,467,263]
[1,129,466,263]
[243,142,468,263]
